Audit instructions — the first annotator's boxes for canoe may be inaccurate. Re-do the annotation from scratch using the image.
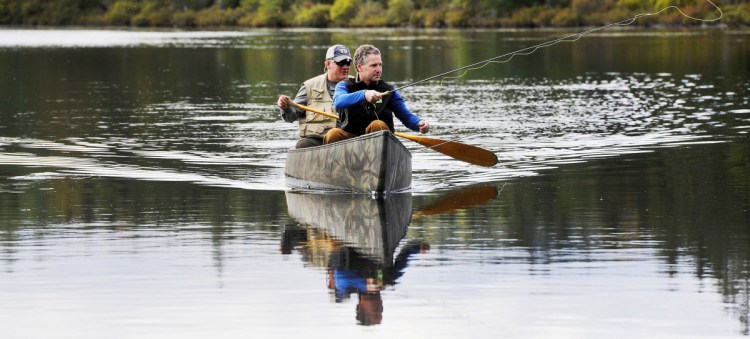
[284,191,412,264]
[284,130,412,193]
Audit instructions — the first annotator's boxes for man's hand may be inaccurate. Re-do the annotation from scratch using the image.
[418,120,430,134]
[277,95,290,109]
[364,90,385,103]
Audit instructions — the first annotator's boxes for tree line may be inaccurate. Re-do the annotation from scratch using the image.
[0,0,746,28]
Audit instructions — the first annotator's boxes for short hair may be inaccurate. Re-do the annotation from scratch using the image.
[353,45,381,66]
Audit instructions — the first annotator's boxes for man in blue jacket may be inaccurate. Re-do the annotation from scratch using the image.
[324,44,430,144]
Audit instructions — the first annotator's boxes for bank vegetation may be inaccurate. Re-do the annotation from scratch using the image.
[0,0,746,28]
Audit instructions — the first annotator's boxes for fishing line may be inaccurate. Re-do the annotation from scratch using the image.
[399,1,723,156]
[392,0,723,92]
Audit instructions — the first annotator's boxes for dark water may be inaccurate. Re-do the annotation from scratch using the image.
[1,28,749,337]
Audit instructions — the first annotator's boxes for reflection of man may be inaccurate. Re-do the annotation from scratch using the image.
[279,210,428,326]
[357,293,383,326]
[327,240,430,326]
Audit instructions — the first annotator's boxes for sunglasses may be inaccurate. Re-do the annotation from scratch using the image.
[334,59,352,67]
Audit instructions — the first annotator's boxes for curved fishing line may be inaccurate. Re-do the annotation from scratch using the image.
[402,1,723,155]
[437,0,723,85]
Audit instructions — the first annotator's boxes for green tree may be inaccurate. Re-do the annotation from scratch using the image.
[294,3,332,27]
[386,0,415,26]
[0,0,21,24]
[617,0,649,10]
[172,0,214,10]
[571,0,611,15]
[12,0,101,25]
[330,0,355,25]
[0,0,731,28]
[239,0,261,10]
[351,1,387,26]
[250,0,284,26]
[446,0,497,26]
[103,0,142,25]
[723,2,750,26]
[217,0,242,8]
[652,0,697,10]
[411,0,449,27]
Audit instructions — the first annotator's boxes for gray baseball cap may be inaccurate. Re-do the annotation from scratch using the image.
[326,45,352,63]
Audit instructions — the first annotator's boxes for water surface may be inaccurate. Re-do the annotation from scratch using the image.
[1,27,749,337]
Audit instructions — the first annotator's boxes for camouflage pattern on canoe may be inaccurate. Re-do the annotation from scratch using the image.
[284,130,412,193]
[285,191,412,264]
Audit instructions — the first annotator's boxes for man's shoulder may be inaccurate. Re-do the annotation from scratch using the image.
[338,75,356,90]
[303,73,328,86]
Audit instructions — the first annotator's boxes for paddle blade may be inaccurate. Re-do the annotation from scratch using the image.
[394,132,498,167]
[412,185,498,220]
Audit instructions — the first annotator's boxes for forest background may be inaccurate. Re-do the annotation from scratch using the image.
[0,0,746,28]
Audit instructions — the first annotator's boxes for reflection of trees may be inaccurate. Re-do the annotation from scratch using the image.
[650,142,750,334]
[0,178,289,274]
[411,141,750,334]
[1,130,747,332]
[0,178,288,226]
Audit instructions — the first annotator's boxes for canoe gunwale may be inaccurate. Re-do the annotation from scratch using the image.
[285,130,400,155]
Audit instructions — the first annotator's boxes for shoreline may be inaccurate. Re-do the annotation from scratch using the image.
[0,23,738,32]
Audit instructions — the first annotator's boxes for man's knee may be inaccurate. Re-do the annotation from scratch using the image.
[365,120,389,133]
[324,128,352,144]
[295,136,323,148]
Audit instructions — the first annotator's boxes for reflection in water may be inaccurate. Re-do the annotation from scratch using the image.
[0,152,749,334]
[283,185,499,325]
[0,30,256,48]
[1,30,748,191]
[283,192,419,325]
[412,185,499,220]
[331,242,429,326]
[1,29,749,336]
[285,192,412,265]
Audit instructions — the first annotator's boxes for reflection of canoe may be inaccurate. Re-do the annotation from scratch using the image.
[284,130,412,193]
[285,191,412,264]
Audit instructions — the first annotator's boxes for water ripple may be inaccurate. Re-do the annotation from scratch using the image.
[1,73,746,192]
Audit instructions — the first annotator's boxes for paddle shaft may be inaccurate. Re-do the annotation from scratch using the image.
[285,101,498,167]
[288,101,339,120]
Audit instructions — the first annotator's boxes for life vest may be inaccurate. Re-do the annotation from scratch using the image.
[339,78,394,136]
[299,74,338,138]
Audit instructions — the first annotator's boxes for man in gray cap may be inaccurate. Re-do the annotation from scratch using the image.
[277,44,352,148]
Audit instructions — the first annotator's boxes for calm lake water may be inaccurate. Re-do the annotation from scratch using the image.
[1,27,749,338]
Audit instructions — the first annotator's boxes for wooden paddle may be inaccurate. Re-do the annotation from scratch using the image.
[412,185,499,220]
[392,132,498,167]
[288,101,340,120]
[287,101,498,167]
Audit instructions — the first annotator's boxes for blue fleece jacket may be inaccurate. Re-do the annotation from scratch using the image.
[333,80,422,132]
